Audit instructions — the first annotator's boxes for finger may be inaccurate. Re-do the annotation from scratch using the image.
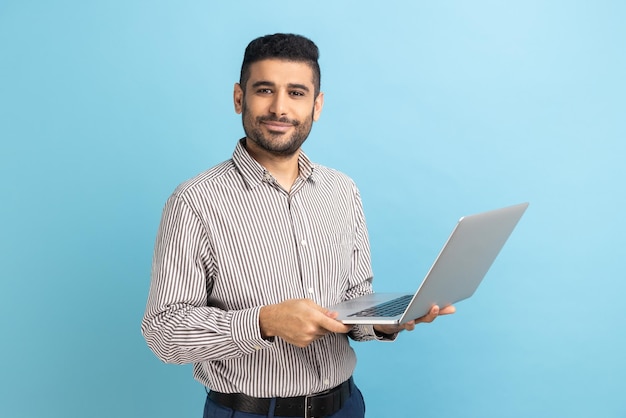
[415,305,439,324]
[324,309,339,319]
[319,314,352,334]
[403,320,416,331]
[439,305,456,315]
[300,301,352,334]
[313,303,349,321]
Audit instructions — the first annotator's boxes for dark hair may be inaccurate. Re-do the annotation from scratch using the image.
[239,33,321,97]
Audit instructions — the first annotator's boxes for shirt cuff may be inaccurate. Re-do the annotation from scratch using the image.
[229,306,274,353]
[373,326,399,341]
[350,324,398,342]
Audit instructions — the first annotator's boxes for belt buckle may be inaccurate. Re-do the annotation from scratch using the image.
[305,390,330,418]
[305,386,335,418]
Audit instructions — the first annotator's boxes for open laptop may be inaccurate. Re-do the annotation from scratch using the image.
[328,202,529,324]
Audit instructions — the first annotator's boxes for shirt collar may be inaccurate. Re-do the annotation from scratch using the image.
[232,138,316,189]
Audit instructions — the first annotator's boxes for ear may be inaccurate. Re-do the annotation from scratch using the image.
[234,83,244,114]
[313,92,324,122]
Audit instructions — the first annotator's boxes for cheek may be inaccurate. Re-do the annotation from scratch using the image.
[241,101,255,122]
[242,98,267,119]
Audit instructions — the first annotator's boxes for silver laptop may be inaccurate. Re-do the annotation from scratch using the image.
[329,202,529,324]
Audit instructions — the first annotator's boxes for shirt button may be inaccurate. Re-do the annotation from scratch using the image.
[323,379,330,385]
[253,345,261,350]
[300,239,307,246]
[308,287,314,294]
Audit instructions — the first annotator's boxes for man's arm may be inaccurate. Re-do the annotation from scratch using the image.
[141,195,272,364]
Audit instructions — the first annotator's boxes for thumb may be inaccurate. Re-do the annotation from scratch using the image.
[319,311,352,333]
[324,310,339,318]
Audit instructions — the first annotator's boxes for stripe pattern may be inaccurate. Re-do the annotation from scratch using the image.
[142,139,378,397]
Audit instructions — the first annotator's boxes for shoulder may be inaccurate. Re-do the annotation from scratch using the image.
[312,163,359,190]
[310,163,365,206]
[171,159,237,200]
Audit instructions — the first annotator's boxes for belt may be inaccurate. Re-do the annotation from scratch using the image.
[207,377,353,417]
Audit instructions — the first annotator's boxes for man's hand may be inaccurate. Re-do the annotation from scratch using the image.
[259,299,352,348]
[373,304,456,335]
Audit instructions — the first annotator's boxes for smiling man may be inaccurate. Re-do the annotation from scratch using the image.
[142,33,453,418]
[234,56,324,190]
[237,59,322,156]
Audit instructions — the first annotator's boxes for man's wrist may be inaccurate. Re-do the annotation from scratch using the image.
[259,304,281,341]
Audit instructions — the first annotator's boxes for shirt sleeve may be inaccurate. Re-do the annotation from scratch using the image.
[141,194,272,364]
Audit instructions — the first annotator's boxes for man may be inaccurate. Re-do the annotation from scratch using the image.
[142,33,454,418]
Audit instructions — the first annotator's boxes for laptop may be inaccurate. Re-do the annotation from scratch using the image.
[328,202,529,324]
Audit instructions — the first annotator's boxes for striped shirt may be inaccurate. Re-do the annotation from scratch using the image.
[142,139,381,397]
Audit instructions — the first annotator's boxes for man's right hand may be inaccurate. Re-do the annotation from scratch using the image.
[259,299,352,348]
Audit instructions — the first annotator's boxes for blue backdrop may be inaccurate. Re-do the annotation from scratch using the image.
[1,1,624,417]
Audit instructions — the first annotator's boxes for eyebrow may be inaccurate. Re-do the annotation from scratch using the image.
[251,81,310,92]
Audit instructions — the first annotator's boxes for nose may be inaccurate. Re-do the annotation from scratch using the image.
[269,91,287,116]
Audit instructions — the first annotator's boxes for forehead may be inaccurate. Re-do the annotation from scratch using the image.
[245,59,315,88]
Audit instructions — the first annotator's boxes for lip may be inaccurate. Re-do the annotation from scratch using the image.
[262,121,293,133]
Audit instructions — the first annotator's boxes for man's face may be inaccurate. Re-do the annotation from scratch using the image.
[234,59,324,157]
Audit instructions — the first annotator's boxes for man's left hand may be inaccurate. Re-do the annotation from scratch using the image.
[373,304,456,335]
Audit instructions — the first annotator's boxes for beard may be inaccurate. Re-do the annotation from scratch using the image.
[241,100,315,157]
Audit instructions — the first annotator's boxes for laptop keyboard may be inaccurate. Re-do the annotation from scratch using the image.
[347,294,413,318]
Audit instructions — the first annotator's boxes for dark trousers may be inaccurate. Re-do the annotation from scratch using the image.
[203,381,366,418]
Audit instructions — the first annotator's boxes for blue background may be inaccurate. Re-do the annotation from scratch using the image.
[1,1,624,417]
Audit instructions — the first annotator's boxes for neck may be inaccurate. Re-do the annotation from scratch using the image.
[244,138,300,191]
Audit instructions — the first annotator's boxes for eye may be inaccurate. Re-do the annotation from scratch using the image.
[257,88,273,95]
[290,90,306,97]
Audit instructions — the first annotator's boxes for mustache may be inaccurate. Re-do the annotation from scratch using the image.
[256,115,300,126]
